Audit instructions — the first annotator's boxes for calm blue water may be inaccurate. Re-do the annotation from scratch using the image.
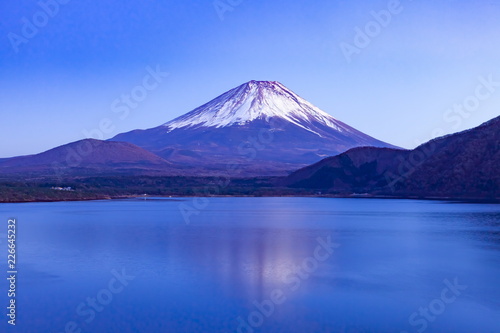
[0,198,499,333]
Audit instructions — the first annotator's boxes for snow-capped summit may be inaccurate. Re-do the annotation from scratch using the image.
[111,80,398,175]
[163,80,346,136]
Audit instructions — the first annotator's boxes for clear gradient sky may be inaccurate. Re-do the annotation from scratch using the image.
[1,0,499,157]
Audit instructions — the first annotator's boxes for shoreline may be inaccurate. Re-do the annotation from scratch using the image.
[1,194,498,204]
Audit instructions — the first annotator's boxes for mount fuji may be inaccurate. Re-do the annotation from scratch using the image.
[111,80,398,175]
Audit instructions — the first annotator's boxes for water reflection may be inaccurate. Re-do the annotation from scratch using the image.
[155,226,337,302]
[2,198,499,333]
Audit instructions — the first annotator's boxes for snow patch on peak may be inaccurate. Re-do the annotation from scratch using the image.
[162,80,347,136]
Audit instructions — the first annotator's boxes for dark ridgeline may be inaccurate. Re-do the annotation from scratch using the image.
[286,116,500,200]
[0,139,174,176]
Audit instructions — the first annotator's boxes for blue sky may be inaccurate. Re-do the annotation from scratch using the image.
[1,0,499,157]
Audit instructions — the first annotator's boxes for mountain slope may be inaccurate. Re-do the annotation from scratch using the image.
[286,116,500,199]
[0,139,174,177]
[111,81,397,175]
[163,81,375,137]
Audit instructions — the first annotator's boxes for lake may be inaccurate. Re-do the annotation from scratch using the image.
[0,197,499,332]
